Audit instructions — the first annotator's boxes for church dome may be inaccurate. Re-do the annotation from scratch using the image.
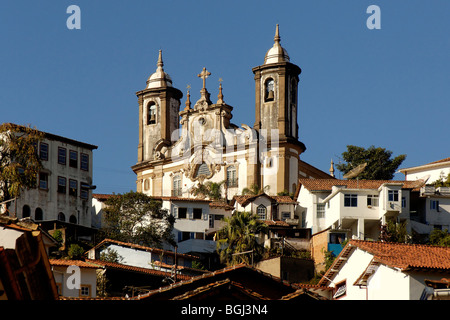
[147,50,173,89]
[264,24,290,64]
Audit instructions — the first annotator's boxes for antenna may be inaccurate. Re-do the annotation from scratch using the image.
[343,163,367,179]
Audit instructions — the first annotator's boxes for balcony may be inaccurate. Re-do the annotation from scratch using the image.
[226,179,238,188]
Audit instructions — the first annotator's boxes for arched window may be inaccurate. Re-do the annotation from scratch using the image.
[69,215,77,224]
[264,78,274,102]
[22,205,31,218]
[147,102,156,125]
[58,212,66,222]
[195,162,211,178]
[226,165,237,187]
[257,204,267,220]
[35,207,43,221]
[172,175,182,196]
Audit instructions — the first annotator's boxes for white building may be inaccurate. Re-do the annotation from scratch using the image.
[297,179,425,240]
[318,240,450,300]
[5,124,98,240]
[399,157,450,183]
[50,259,100,299]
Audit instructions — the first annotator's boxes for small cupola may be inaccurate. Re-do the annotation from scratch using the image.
[146,50,173,89]
[264,24,290,64]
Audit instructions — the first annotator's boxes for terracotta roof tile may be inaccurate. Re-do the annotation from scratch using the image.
[319,240,450,286]
[49,259,102,269]
[348,240,450,270]
[298,179,425,192]
[86,259,192,281]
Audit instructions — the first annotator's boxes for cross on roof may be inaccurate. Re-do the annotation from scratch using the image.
[197,67,211,89]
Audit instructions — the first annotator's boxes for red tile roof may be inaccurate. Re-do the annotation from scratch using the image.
[89,238,199,260]
[319,240,450,286]
[233,193,297,207]
[298,179,425,192]
[49,259,102,269]
[85,259,192,281]
[349,240,450,270]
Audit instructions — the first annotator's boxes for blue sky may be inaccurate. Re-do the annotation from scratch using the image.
[1,1,449,194]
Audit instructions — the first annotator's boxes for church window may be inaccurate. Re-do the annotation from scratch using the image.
[147,102,156,125]
[172,175,182,196]
[226,165,237,187]
[264,78,274,102]
[195,162,211,178]
[257,204,267,220]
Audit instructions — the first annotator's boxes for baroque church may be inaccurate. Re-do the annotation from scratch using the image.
[131,25,331,201]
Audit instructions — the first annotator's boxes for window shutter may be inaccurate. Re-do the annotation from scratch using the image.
[203,212,208,220]
[172,205,178,218]
[188,208,193,220]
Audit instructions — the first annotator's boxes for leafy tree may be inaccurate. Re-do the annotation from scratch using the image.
[101,191,175,248]
[100,248,124,263]
[190,180,225,200]
[336,145,406,180]
[0,123,43,212]
[429,228,450,247]
[216,211,268,266]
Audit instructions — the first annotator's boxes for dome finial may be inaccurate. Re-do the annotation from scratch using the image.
[274,24,281,43]
[217,78,224,104]
[157,49,164,69]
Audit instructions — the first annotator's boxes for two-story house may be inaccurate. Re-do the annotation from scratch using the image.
[297,179,425,269]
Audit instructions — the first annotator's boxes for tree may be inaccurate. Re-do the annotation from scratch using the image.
[216,211,268,266]
[0,123,43,212]
[380,220,410,243]
[429,229,450,247]
[101,191,175,248]
[336,145,406,180]
[190,180,225,200]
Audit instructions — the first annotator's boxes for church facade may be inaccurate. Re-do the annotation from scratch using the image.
[131,25,331,202]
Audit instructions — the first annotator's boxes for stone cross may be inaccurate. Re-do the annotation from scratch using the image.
[197,67,211,89]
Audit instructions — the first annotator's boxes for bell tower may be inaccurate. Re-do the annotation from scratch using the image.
[252,25,306,194]
[135,50,183,164]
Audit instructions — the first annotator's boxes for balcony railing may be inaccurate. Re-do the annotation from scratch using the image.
[226,179,238,188]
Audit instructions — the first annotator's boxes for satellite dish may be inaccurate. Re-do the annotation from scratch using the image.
[343,163,367,179]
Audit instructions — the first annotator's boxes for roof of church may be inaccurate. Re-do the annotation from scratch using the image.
[232,193,297,207]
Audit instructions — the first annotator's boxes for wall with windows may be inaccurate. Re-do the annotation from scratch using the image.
[13,135,96,229]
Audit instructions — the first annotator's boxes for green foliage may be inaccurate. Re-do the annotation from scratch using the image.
[190,181,225,200]
[336,145,406,180]
[101,191,175,248]
[68,244,85,260]
[380,220,410,243]
[216,211,268,266]
[432,173,450,188]
[100,248,124,263]
[241,184,270,196]
[429,229,450,247]
[0,123,43,205]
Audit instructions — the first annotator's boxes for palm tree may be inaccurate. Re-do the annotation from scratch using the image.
[216,211,268,266]
[241,184,270,196]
